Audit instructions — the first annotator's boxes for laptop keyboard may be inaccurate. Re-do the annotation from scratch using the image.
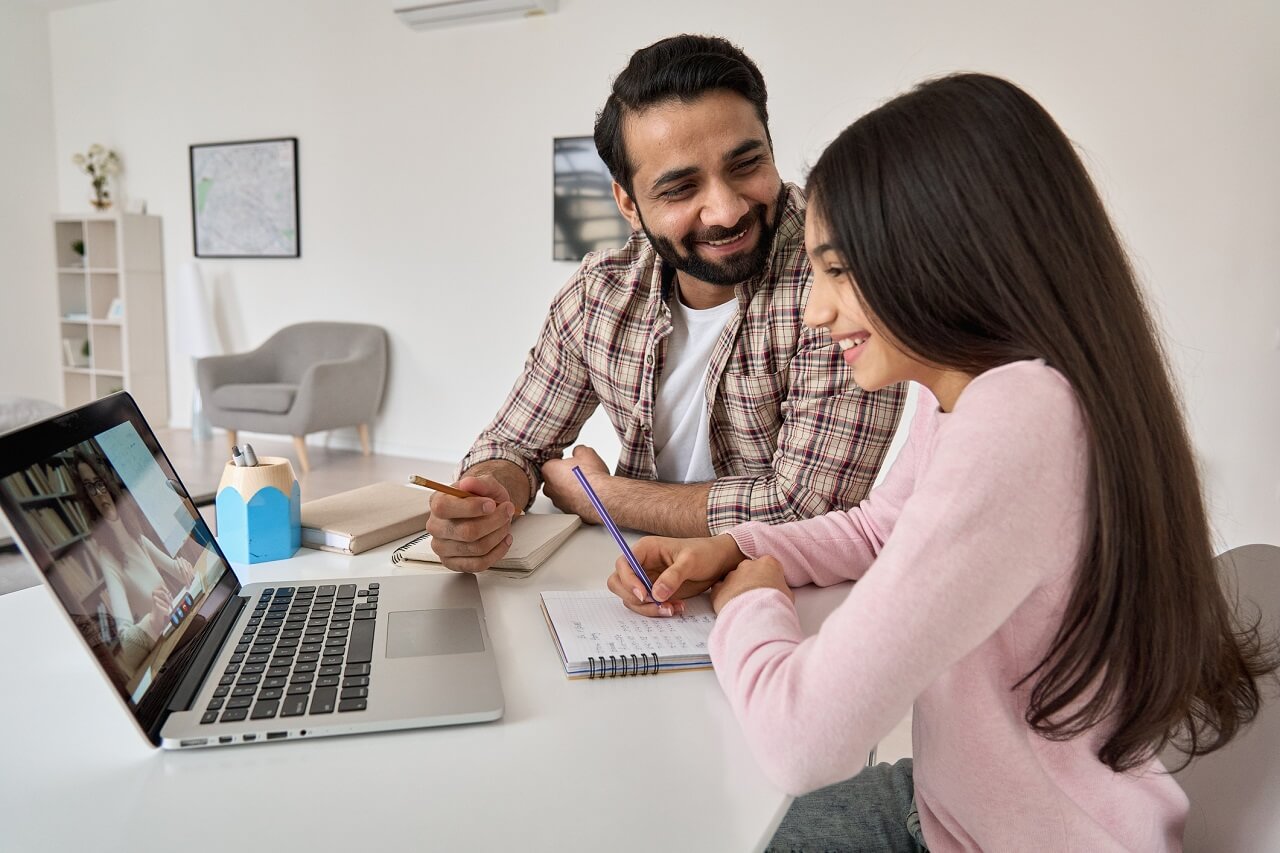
[199,582,379,725]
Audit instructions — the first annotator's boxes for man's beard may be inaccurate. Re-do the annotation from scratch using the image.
[640,184,786,287]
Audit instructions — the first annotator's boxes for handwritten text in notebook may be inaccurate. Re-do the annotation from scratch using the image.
[540,591,715,678]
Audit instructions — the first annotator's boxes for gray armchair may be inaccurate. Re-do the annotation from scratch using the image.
[196,322,388,473]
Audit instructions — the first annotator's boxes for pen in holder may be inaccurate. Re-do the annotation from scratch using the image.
[215,456,301,563]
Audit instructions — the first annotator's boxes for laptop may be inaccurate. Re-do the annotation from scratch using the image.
[0,392,504,749]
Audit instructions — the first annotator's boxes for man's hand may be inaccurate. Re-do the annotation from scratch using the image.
[709,556,793,614]
[541,445,608,524]
[424,474,518,573]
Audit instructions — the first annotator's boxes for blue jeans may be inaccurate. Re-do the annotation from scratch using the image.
[767,759,928,853]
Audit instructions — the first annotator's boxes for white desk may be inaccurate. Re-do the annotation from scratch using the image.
[0,525,850,852]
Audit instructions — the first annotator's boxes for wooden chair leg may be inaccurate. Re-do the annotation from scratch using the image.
[358,423,371,456]
[292,436,311,474]
[226,430,238,456]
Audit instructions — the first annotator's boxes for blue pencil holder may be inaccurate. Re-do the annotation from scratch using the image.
[215,456,301,564]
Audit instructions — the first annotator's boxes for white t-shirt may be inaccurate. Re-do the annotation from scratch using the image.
[652,294,738,483]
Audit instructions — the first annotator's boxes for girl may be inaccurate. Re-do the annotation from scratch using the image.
[607,74,1275,851]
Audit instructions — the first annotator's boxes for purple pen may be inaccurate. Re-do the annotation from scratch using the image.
[571,466,655,602]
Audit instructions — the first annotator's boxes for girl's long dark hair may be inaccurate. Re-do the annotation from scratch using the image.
[807,73,1276,771]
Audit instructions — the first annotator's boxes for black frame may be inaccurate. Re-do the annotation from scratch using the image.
[552,135,632,262]
[189,136,300,259]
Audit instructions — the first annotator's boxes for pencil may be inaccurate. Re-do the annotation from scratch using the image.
[407,471,473,499]
[408,474,524,516]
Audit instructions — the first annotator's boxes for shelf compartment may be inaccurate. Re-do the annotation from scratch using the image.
[60,326,90,371]
[85,220,118,269]
[55,220,87,269]
[91,324,123,373]
[58,273,89,320]
[89,273,121,320]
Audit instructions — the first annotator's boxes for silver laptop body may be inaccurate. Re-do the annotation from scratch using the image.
[0,392,503,750]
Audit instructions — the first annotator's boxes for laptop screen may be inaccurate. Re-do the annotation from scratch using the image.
[0,395,237,720]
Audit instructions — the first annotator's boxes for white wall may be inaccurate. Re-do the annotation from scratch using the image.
[26,0,1280,549]
[0,1,60,402]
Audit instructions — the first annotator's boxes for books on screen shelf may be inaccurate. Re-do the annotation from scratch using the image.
[539,590,715,679]
[7,462,75,498]
[392,512,580,576]
[28,505,88,551]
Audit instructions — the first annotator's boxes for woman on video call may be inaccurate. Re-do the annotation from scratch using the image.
[72,450,199,670]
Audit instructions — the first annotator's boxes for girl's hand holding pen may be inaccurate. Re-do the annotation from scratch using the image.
[606,533,747,618]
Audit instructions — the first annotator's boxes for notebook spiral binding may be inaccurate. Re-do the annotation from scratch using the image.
[390,530,432,565]
[586,653,661,679]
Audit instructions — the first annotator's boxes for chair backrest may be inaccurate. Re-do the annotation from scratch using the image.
[1165,543,1280,853]
[262,322,386,383]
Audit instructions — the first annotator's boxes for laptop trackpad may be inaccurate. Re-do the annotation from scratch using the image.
[386,609,485,658]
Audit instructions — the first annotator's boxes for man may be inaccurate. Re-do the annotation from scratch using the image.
[429,34,905,572]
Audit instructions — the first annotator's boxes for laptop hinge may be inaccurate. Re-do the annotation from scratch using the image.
[167,594,245,712]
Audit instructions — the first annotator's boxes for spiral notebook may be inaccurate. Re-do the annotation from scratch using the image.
[539,590,715,679]
[391,512,581,576]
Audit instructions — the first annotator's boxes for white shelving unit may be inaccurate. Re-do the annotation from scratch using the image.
[53,213,168,425]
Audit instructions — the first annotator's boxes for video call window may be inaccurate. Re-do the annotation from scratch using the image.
[553,136,633,262]
[0,423,224,704]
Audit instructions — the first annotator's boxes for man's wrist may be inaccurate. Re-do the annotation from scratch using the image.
[580,473,712,538]
[463,459,532,510]
[579,468,614,523]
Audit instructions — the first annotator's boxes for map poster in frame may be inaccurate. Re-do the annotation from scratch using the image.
[189,137,300,258]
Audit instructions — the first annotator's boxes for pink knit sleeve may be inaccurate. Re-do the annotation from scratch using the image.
[729,387,937,587]
[709,366,1088,795]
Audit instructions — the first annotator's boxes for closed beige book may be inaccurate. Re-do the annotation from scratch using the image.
[300,482,430,555]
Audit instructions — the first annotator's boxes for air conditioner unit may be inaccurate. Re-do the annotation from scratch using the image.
[393,0,558,30]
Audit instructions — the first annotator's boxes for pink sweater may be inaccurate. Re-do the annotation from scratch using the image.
[713,360,1187,852]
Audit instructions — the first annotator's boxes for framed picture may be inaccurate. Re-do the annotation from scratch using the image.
[189,137,300,258]
[552,136,632,261]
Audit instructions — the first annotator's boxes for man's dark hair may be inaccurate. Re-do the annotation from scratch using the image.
[593,34,770,198]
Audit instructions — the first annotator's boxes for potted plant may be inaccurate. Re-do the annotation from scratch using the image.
[72,144,122,211]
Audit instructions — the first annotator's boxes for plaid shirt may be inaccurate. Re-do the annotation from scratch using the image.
[461,183,905,533]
